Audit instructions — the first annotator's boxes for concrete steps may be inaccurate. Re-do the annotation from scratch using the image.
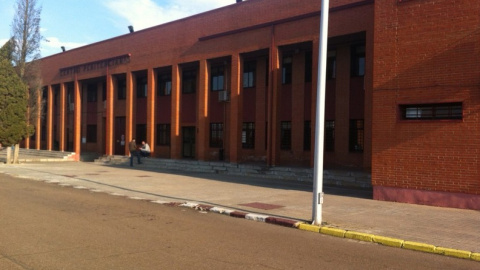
[94,155,372,189]
[0,148,76,163]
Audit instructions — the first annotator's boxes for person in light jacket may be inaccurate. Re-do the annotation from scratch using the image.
[140,141,151,158]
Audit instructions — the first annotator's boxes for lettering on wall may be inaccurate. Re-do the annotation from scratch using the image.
[59,54,131,76]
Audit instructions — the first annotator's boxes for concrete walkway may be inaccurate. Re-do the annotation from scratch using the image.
[1,162,479,261]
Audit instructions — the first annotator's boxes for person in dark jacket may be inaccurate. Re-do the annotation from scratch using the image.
[128,138,141,166]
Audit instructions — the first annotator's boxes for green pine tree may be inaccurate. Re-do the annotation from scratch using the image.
[0,40,32,147]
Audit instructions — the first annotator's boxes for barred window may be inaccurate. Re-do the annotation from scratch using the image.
[280,121,292,150]
[349,119,364,152]
[156,124,171,146]
[242,122,255,149]
[400,103,462,120]
[325,120,335,151]
[210,123,224,148]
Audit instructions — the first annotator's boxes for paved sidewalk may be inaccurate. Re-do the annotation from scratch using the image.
[1,162,479,258]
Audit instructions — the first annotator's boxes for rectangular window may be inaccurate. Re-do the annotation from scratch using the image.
[243,60,256,88]
[87,84,97,102]
[282,56,292,85]
[117,78,126,100]
[210,123,224,148]
[136,77,148,98]
[157,72,172,96]
[327,51,337,80]
[211,66,224,91]
[182,69,196,94]
[351,45,365,77]
[86,125,97,143]
[136,124,147,143]
[305,51,313,83]
[280,121,292,150]
[349,119,364,152]
[156,124,171,146]
[102,82,106,101]
[400,103,462,120]
[242,122,255,149]
[325,120,335,151]
[303,121,311,151]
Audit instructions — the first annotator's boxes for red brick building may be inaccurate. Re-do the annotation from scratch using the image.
[28,0,479,209]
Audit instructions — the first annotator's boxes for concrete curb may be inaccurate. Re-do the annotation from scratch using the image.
[296,224,479,262]
[172,200,479,262]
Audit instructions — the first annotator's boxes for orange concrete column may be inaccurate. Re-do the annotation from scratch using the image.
[35,88,41,150]
[229,54,241,164]
[105,72,114,155]
[147,68,156,153]
[197,59,209,161]
[59,83,66,151]
[170,64,181,159]
[73,78,82,160]
[46,85,53,150]
[267,31,280,166]
[125,71,134,155]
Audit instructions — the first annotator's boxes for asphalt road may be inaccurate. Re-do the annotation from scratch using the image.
[0,174,477,270]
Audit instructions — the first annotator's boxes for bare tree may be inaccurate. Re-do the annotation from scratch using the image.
[10,0,43,161]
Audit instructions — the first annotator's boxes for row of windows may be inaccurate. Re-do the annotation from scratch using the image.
[84,45,365,101]
[86,120,363,152]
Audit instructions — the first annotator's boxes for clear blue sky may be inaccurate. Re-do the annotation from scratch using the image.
[0,0,233,57]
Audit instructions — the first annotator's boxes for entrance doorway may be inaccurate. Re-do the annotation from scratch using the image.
[182,126,195,158]
[115,117,126,155]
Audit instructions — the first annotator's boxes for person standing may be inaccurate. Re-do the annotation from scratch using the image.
[140,141,151,158]
[128,138,141,167]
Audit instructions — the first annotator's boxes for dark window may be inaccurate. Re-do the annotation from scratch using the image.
[210,123,223,148]
[211,66,224,91]
[86,125,97,143]
[117,78,126,100]
[242,122,255,149]
[351,45,365,77]
[157,72,172,96]
[282,56,292,84]
[41,125,46,141]
[400,103,462,120]
[243,60,256,88]
[349,119,364,152]
[87,84,97,102]
[102,82,106,101]
[136,124,147,143]
[327,51,337,80]
[280,121,292,150]
[303,121,311,151]
[182,69,196,94]
[305,51,312,83]
[156,124,171,146]
[325,120,335,151]
[136,77,148,98]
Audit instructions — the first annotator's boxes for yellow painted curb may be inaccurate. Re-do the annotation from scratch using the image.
[320,227,346,238]
[471,253,480,261]
[434,247,472,259]
[298,223,320,233]
[345,231,374,242]
[372,235,404,248]
[403,241,436,253]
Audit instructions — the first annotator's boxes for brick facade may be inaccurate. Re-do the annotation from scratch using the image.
[29,0,479,209]
[373,0,480,209]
